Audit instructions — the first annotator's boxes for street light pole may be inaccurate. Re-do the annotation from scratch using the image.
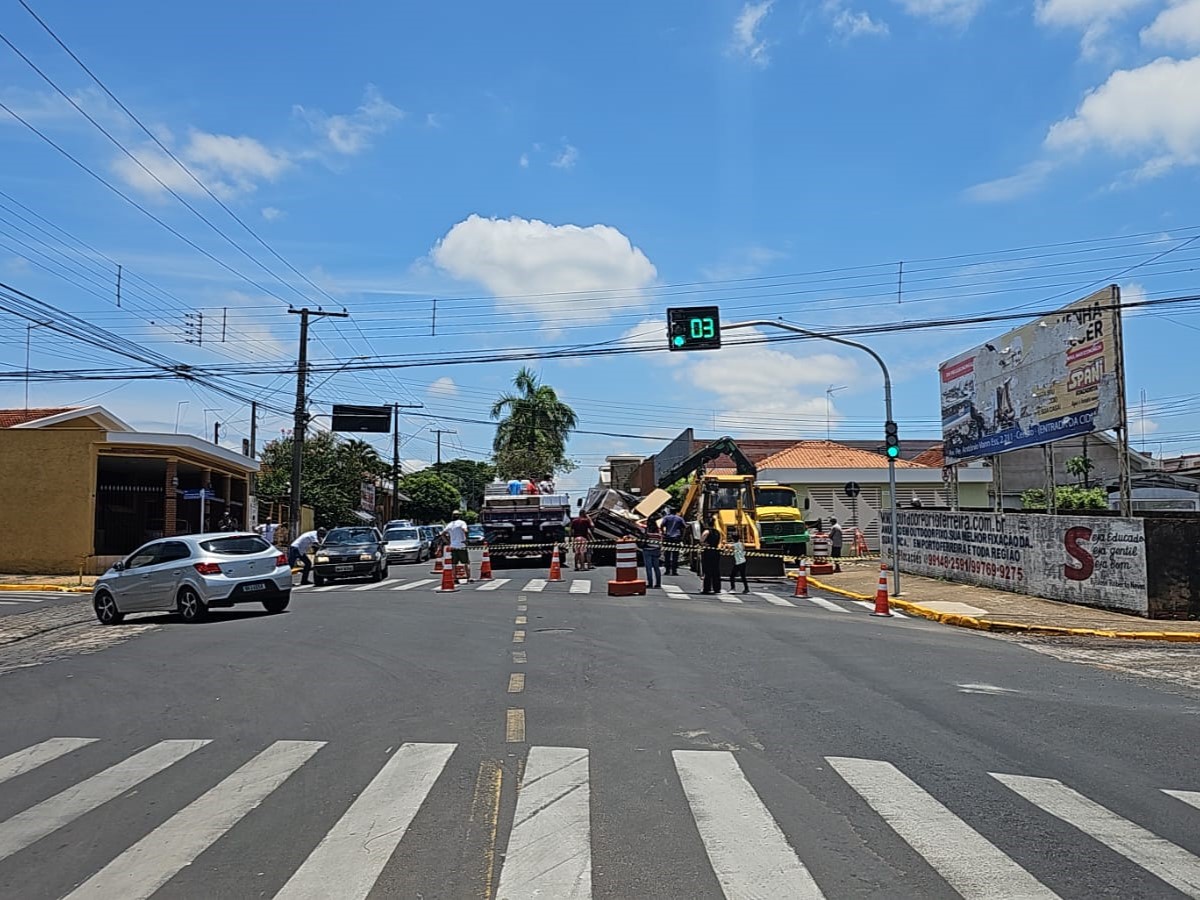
[24,321,50,410]
[725,319,902,596]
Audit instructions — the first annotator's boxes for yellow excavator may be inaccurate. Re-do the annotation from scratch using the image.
[656,436,784,578]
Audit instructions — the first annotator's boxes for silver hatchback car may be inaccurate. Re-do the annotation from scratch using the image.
[92,532,292,624]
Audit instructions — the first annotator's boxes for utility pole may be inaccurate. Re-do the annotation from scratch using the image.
[431,428,456,473]
[288,307,349,531]
[392,403,401,521]
[213,421,221,445]
[249,401,257,459]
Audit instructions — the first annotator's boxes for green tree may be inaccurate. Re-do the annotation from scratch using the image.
[437,458,497,511]
[398,470,461,522]
[258,431,384,527]
[490,367,579,479]
[1065,455,1095,488]
[1021,486,1108,512]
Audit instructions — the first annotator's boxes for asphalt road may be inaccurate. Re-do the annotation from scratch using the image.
[0,561,1197,899]
[0,590,89,617]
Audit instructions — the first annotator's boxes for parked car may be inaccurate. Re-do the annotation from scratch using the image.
[383,525,429,564]
[92,533,291,625]
[385,519,414,530]
[467,524,486,545]
[313,526,388,585]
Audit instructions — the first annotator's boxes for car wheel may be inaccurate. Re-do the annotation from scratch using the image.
[263,596,289,613]
[313,575,326,587]
[93,591,124,625]
[372,563,385,582]
[177,586,209,622]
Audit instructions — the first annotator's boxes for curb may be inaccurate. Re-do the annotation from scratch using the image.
[0,584,92,593]
[806,577,1200,642]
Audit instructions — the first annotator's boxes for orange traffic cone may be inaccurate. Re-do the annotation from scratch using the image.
[437,546,457,592]
[431,548,443,574]
[871,565,893,617]
[547,544,564,582]
[793,561,809,599]
[479,544,493,580]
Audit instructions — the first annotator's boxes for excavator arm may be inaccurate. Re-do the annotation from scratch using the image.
[655,436,756,489]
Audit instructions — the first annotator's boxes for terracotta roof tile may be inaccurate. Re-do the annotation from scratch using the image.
[0,407,77,429]
[910,445,945,468]
[757,440,929,470]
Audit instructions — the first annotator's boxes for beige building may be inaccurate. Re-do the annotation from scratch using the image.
[0,406,258,575]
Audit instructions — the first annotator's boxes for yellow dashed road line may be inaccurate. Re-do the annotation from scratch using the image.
[515,615,527,625]
[508,673,525,693]
[512,630,525,643]
[512,650,526,664]
[506,708,526,742]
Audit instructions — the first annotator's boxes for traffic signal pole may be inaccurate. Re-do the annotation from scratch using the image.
[725,319,901,596]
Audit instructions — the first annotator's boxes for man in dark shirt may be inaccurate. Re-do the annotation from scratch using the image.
[660,507,686,576]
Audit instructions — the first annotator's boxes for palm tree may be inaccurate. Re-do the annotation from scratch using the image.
[490,367,578,478]
[341,438,386,478]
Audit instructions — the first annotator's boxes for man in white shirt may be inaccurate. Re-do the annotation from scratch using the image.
[289,527,327,585]
[442,512,471,583]
[257,519,278,545]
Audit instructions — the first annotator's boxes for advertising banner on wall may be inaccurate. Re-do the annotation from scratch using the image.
[939,286,1122,464]
[360,482,376,514]
[881,509,1148,614]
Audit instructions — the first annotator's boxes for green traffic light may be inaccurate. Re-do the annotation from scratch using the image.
[672,335,685,347]
[886,446,900,458]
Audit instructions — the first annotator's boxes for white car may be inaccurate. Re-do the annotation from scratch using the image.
[92,533,292,624]
[383,526,430,564]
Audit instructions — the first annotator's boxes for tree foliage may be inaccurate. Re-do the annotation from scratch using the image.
[491,367,578,479]
[257,431,389,527]
[437,458,497,511]
[1065,455,1095,487]
[398,470,461,523]
[1020,486,1108,512]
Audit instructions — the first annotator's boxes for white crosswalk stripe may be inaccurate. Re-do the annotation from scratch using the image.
[522,578,547,592]
[0,594,50,603]
[275,742,455,900]
[0,739,210,863]
[662,585,692,600]
[0,738,97,786]
[830,757,1057,899]
[394,578,437,591]
[476,578,511,591]
[717,593,743,604]
[350,581,382,591]
[497,746,592,899]
[569,579,592,594]
[310,585,337,592]
[1,736,1196,898]
[65,740,324,900]
[853,599,909,618]
[804,595,852,613]
[674,749,825,898]
[754,592,796,607]
[993,772,1200,897]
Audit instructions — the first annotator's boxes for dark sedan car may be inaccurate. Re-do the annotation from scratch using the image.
[312,526,389,586]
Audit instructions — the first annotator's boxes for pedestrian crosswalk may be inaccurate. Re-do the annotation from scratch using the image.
[0,735,1195,898]
[291,576,911,618]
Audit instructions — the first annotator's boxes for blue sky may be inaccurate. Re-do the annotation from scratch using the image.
[3,0,1200,493]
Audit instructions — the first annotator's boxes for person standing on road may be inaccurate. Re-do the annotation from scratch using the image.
[729,535,749,594]
[641,514,663,589]
[289,526,326,585]
[830,517,844,573]
[699,518,722,595]
[257,518,278,545]
[570,509,594,571]
[443,512,472,583]
[661,507,686,576]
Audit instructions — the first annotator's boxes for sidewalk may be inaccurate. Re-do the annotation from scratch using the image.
[807,559,1200,641]
[0,574,93,592]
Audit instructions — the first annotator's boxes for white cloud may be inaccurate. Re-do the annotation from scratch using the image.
[428,376,459,397]
[261,206,283,221]
[112,130,291,199]
[1034,0,1155,58]
[3,256,31,275]
[430,214,658,326]
[518,152,530,168]
[824,1,890,37]
[294,84,404,155]
[700,245,787,280]
[730,1,774,66]
[894,0,984,26]
[551,143,579,170]
[964,159,1058,202]
[1045,55,1200,177]
[1141,0,1200,51]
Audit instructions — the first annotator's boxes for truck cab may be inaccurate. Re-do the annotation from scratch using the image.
[480,484,569,562]
[754,483,809,556]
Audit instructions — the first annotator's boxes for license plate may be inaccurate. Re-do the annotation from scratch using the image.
[335,565,353,572]
[242,584,265,592]
[521,535,533,541]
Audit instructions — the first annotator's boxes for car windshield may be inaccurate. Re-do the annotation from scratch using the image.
[324,528,377,544]
[468,525,484,535]
[756,489,798,509]
[386,528,420,541]
[198,536,270,555]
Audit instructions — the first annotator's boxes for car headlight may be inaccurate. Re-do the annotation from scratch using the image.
[359,553,373,561]
[316,555,329,563]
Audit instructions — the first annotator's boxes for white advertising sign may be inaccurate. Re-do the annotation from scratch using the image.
[939,287,1122,464]
[881,510,1148,614]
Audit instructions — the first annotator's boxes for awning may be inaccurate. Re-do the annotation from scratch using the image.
[353,509,374,522]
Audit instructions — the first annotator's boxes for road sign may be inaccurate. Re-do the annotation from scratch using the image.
[180,489,216,500]
[331,404,392,433]
[844,481,861,498]
[666,306,721,351]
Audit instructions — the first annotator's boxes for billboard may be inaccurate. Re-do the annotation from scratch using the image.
[360,482,376,514]
[653,428,695,486]
[939,287,1122,464]
[332,404,391,434]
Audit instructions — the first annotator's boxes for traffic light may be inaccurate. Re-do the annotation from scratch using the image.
[667,306,721,351]
[884,420,900,459]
